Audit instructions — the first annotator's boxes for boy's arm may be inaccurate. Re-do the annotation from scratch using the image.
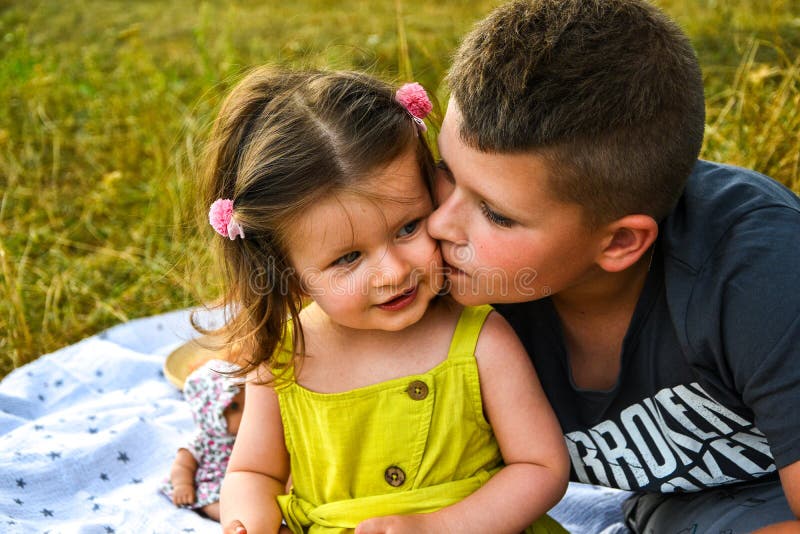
[780,461,800,518]
[357,311,570,534]
[751,461,800,533]
[220,378,290,533]
[170,448,198,506]
[710,208,800,530]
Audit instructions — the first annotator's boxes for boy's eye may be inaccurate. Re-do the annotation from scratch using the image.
[333,251,361,266]
[397,219,420,237]
[227,401,240,412]
[436,160,454,184]
[480,201,514,228]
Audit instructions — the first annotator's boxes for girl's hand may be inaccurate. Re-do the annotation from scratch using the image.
[355,514,446,534]
[224,521,289,534]
[171,483,196,507]
[223,520,247,534]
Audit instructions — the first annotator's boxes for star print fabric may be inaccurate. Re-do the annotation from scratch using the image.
[0,309,224,533]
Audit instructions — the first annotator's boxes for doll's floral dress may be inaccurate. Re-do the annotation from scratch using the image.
[160,359,241,508]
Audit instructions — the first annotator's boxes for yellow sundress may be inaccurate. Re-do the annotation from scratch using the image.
[275,305,565,533]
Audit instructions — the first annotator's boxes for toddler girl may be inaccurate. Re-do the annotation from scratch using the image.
[161,359,243,521]
[201,67,569,533]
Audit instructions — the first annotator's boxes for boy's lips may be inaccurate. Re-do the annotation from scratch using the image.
[377,286,418,311]
[443,258,469,277]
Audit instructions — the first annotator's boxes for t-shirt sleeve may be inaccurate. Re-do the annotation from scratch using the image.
[688,206,800,468]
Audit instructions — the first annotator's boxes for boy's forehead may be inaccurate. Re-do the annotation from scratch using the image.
[439,98,463,149]
[439,100,556,211]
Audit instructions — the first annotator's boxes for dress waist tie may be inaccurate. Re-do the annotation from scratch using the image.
[277,467,566,534]
[277,468,496,531]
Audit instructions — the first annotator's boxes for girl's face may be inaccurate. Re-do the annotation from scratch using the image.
[286,148,444,332]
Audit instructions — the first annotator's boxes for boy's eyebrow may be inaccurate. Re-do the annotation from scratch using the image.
[436,159,455,185]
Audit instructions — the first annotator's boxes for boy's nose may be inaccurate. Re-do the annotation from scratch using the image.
[428,186,464,244]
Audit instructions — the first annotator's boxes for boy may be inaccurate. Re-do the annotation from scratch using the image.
[428,0,800,532]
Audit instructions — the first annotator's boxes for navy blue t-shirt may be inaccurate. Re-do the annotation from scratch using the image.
[495,160,800,493]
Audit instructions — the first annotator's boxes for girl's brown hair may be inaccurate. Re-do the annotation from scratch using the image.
[196,68,435,381]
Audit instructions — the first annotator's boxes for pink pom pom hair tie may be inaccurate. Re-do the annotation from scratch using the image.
[395,82,432,133]
[209,198,245,240]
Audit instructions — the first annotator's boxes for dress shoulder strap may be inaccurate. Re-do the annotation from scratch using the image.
[446,304,493,360]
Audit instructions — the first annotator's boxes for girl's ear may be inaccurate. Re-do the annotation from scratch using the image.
[595,214,659,273]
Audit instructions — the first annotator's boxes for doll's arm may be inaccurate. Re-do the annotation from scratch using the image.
[221,378,290,534]
[357,311,569,534]
[170,448,199,506]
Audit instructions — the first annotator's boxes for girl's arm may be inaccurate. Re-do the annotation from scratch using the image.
[170,448,198,506]
[220,377,290,534]
[356,311,569,534]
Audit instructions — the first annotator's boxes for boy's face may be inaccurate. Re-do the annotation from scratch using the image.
[428,100,606,305]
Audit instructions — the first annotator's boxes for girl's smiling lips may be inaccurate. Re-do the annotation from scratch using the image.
[377,286,418,311]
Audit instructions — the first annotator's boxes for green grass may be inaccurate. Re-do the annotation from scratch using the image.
[1,0,799,378]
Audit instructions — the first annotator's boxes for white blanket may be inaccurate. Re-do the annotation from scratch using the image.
[0,309,630,533]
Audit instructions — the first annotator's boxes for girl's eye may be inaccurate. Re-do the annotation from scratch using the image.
[397,219,420,237]
[228,401,240,412]
[333,251,361,266]
[480,201,514,228]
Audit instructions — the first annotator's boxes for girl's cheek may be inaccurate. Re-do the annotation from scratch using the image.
[327,270,357,296]
[300,271,327,298]
[424,237,443,265]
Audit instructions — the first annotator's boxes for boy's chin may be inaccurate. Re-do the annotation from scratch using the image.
[443,280,544,306]
[441,284,494,307]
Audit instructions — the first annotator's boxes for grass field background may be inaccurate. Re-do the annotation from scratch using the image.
[1,0,799,378]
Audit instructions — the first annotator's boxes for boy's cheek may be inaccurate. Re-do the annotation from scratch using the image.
[445,280,493,307]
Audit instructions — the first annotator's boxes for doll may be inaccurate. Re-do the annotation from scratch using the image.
[161,359,243,521]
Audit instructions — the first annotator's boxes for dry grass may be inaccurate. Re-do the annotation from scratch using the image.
[1,0,798,377]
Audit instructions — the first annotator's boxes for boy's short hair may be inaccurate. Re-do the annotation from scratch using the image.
[447,0,706,225]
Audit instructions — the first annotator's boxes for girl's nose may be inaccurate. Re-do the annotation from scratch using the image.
[370,247,412,289]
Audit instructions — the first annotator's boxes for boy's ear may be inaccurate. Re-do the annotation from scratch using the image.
[595,215,659,273]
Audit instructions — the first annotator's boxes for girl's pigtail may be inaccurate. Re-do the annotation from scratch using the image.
[195,69,308,383]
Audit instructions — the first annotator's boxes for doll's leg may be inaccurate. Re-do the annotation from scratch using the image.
[201,501,220,521]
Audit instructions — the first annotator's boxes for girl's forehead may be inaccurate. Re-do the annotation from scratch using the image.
[297,180,426,236]
[299,149,429,225]
[286,170,431,263]
[358,148,429,197]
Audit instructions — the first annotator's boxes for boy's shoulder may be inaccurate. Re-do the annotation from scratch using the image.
[658,160,800,345]
[660,160,800,268]
[681,160,799,210]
